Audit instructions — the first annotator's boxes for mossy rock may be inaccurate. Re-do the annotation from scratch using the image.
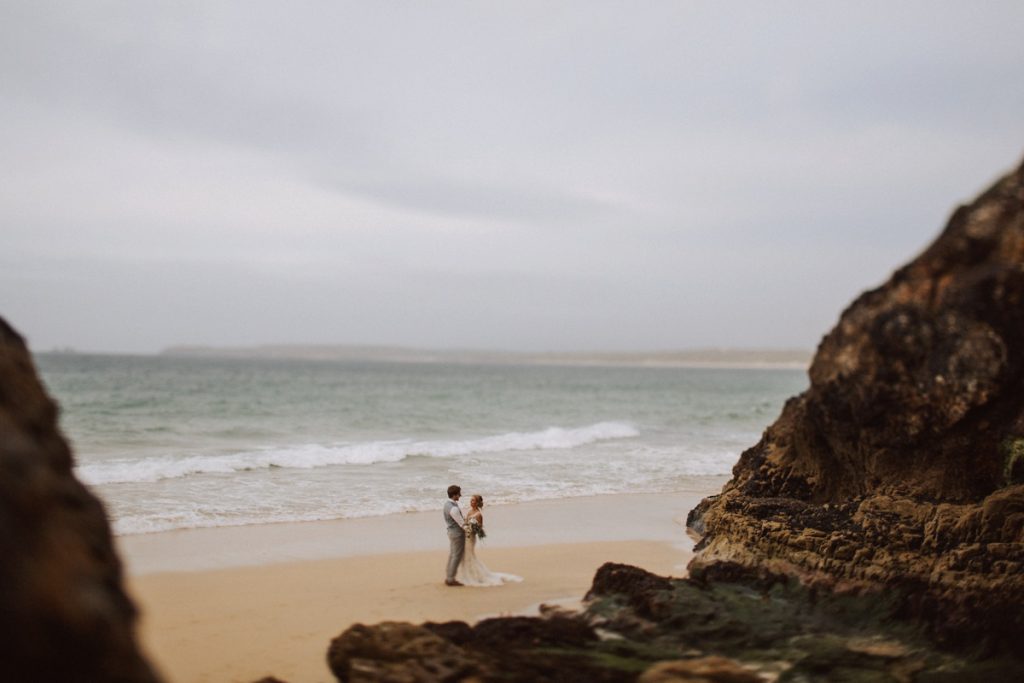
[1002,438,1024,485]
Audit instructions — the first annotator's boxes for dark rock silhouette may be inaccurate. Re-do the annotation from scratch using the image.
[689,157,1024,651]
[0,318,161,682]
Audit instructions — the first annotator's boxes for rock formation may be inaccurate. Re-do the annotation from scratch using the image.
[0,318,161,682]
[8,156,1016,682]
[688,157,1024,651]
[315,158,1024,682]
[326,561,1023,682]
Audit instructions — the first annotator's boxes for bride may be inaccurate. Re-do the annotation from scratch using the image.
[456,495,522,587]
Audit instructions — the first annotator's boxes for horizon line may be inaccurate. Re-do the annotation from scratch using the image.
[37,344,813,369]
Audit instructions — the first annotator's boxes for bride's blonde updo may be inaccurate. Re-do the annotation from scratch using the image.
[471,494,483,509]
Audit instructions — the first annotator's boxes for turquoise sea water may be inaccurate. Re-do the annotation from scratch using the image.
[34,353,807,535]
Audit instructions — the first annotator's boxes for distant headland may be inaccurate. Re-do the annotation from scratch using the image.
[159,344,812,369]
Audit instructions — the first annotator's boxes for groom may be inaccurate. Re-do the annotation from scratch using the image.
[443,484,466,586]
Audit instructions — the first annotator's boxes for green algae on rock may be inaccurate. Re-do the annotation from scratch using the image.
[324,562,1024,682]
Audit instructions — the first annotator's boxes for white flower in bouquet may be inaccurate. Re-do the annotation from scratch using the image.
[465,518,487,539]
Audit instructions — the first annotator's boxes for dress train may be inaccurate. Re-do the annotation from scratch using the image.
[456,534,522,587]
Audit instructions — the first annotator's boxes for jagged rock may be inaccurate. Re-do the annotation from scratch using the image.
[320,559,1024,682]
[637,657,761,683]
[0,317,161,682]
[582,564,1024,681]
[327,621,477,682]
[689,158,1024,651]
[586,563,676,620]
[422,620,476,646]
[470,614,598,649]
[332,615,620,683]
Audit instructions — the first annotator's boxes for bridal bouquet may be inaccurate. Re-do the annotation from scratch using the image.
[466,519,487,539]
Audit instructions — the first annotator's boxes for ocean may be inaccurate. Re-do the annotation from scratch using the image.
[33,353,807,535]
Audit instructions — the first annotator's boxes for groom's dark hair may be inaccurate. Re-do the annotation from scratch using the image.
[447,485,461,498]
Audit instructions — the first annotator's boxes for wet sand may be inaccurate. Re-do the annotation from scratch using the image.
[122,488,723,683]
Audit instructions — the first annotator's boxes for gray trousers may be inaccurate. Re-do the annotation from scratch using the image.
[446,527,465,581]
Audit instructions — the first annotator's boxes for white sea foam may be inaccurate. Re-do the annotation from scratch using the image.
[104,442,745,535]
[76,421,640,486]
[107,473,728,535]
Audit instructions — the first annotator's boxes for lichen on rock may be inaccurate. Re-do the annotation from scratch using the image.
[1003,437,1024,485]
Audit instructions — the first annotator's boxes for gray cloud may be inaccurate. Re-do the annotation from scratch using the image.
[2,1,1023,352]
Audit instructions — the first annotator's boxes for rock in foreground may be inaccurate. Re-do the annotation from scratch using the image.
[326,563,1023,682]
[0,318,161,682]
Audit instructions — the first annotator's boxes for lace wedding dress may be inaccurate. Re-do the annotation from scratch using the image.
[456,513,523,587]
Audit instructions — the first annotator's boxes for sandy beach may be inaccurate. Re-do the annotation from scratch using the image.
[121,488,723,683]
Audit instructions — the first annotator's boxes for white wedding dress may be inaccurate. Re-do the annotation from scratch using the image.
[456,513,523,587]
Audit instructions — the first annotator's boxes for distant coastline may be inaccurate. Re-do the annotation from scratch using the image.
[158,344,811,369]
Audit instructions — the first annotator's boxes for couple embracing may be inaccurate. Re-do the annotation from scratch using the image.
[443,484,522,587]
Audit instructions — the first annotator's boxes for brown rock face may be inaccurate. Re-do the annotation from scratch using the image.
[637,657,762,683]
[327,621,475,682]
[327,615,608,682]
[690,158,1024,650]
[0,318,161,682]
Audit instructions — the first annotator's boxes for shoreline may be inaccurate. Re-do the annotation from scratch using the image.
[117,486,726,575]
[123,488,723,682]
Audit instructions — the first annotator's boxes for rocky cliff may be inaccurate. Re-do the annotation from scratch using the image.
[0,318,161,682]
[688,158,1024,652]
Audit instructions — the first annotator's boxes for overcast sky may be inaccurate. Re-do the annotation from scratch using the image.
[2,2,1023,354]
